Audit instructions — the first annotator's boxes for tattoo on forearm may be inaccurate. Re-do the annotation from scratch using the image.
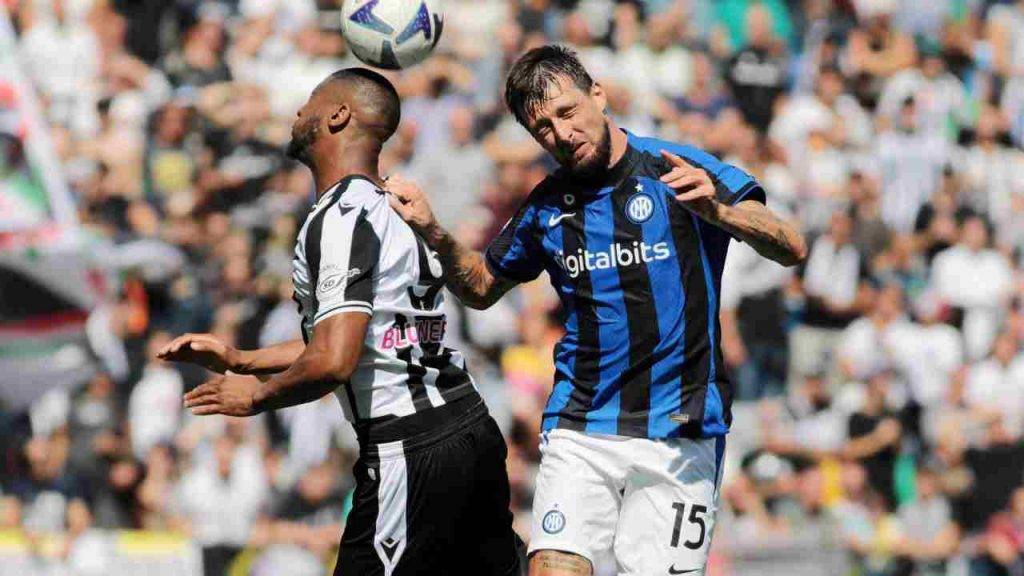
[716,204,805,265]
[531,551,591,575]
[431,229,501,309]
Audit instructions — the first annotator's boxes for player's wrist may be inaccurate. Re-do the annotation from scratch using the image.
[229,348,251,374]
[249,379,273,414]
[422,221,448,248]
[703,200,727,223]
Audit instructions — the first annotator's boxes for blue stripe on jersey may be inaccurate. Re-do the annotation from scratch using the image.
[637,176,686,438]
[692,215,728,437]
[584,193,628,435]
[543,214,576,431]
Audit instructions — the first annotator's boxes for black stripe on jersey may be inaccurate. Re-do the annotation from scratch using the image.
[305,186,357,419]
[666,199,711,438]
[346,208,381,306]
[609,178,659,437]
[557,199,600,432]
[305,192,345,314]
[420,346,473,403]
[394,313,434,413]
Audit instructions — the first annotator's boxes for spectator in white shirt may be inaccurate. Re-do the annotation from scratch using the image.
[175,435,268,576]
[407,104,493,229]
[877,47,966,140]
[962,330,1024,438]
[721,233,793,399]
[875,97,950,234]
[18,0,99,133]
[128,333,184,461]
[931,216,1014,360]
[956,106,1024,223]
[792,211,872,385]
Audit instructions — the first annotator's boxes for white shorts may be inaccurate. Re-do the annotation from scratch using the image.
[528,429,726,575]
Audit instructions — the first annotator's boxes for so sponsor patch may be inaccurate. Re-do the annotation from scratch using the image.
[317,267,362,297]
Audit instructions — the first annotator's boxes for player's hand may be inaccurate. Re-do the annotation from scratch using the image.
[385,174,440,240]
[183,373,262,416]
[158,333,239,374]
[660,150,720,220]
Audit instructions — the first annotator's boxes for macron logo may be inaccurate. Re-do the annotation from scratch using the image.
[557,241,671,278]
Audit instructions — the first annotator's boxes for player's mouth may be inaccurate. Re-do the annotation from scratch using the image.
[571,142,589,163]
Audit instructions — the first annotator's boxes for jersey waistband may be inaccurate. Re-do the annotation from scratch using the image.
[355,390,486,456]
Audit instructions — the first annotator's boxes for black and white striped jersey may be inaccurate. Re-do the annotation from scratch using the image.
[292,175,477,424]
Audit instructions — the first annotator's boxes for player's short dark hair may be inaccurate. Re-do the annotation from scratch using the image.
[327,67,401,140]
[505,45,594,127]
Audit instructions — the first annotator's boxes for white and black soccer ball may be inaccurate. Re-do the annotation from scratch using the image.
[341,0,444,70]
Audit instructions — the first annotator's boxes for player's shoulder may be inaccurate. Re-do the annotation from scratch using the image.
[332,175,386,212]
[626,131,725,170]
[511,172,566,218]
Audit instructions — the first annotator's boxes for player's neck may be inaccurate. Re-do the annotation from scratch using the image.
[606,121,628,170]
[313,143,384,199]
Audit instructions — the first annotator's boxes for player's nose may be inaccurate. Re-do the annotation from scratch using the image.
[552,121,573,146]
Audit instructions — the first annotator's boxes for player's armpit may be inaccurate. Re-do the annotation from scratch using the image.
[529,550,593,576]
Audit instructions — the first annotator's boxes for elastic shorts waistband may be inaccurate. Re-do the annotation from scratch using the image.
[355,390,485,456]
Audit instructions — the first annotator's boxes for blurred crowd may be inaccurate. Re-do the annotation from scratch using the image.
[3,0,1024,574]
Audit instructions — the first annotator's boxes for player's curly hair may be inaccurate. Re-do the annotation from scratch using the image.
[505,45,594,128]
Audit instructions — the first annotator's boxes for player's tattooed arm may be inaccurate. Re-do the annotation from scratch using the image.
[659,151,807,267]
[711,200,808,267]
[386,175,516,309]
[529,550,593,575]
[428,226,517,309]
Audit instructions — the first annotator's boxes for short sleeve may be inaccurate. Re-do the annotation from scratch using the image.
[676,145,767,206]
[485,199,544,283]
[629,135,767,206]
[312,205,380,323]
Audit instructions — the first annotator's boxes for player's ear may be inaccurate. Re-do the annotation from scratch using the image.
[327,104,351,134]
[591,82,608,115]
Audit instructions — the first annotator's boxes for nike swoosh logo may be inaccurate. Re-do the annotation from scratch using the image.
[548,212,576,227]
[668,567,699,575]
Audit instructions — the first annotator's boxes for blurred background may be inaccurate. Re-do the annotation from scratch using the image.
[2,0,1024,574]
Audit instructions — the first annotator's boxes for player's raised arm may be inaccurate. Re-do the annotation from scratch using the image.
[158,333,304,375]
[659,150,808,267]
[386,175,518,310]
[182,312,369,416]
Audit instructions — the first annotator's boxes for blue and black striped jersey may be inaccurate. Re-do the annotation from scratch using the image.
[485,132,766,439]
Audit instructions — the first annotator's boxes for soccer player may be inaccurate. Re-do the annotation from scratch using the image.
[387,46,807,575]
[158,69,523,575]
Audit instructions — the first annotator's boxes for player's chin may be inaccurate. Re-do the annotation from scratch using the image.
[569,150,603,177]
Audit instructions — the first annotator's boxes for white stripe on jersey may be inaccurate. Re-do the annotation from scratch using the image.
[292,176,477,422]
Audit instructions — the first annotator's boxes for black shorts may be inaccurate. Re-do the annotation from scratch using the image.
[334,398,524,575]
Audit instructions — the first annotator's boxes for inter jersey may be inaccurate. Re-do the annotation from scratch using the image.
[486,132,766,439]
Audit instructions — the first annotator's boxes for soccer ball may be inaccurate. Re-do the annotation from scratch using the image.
[341,0,444,70]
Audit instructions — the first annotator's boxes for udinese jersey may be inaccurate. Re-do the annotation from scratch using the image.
[485,132,766,439]
[292,175,477,424]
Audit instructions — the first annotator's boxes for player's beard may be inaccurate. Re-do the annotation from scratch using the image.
[286,116,320,167]
[569,121,612,180]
